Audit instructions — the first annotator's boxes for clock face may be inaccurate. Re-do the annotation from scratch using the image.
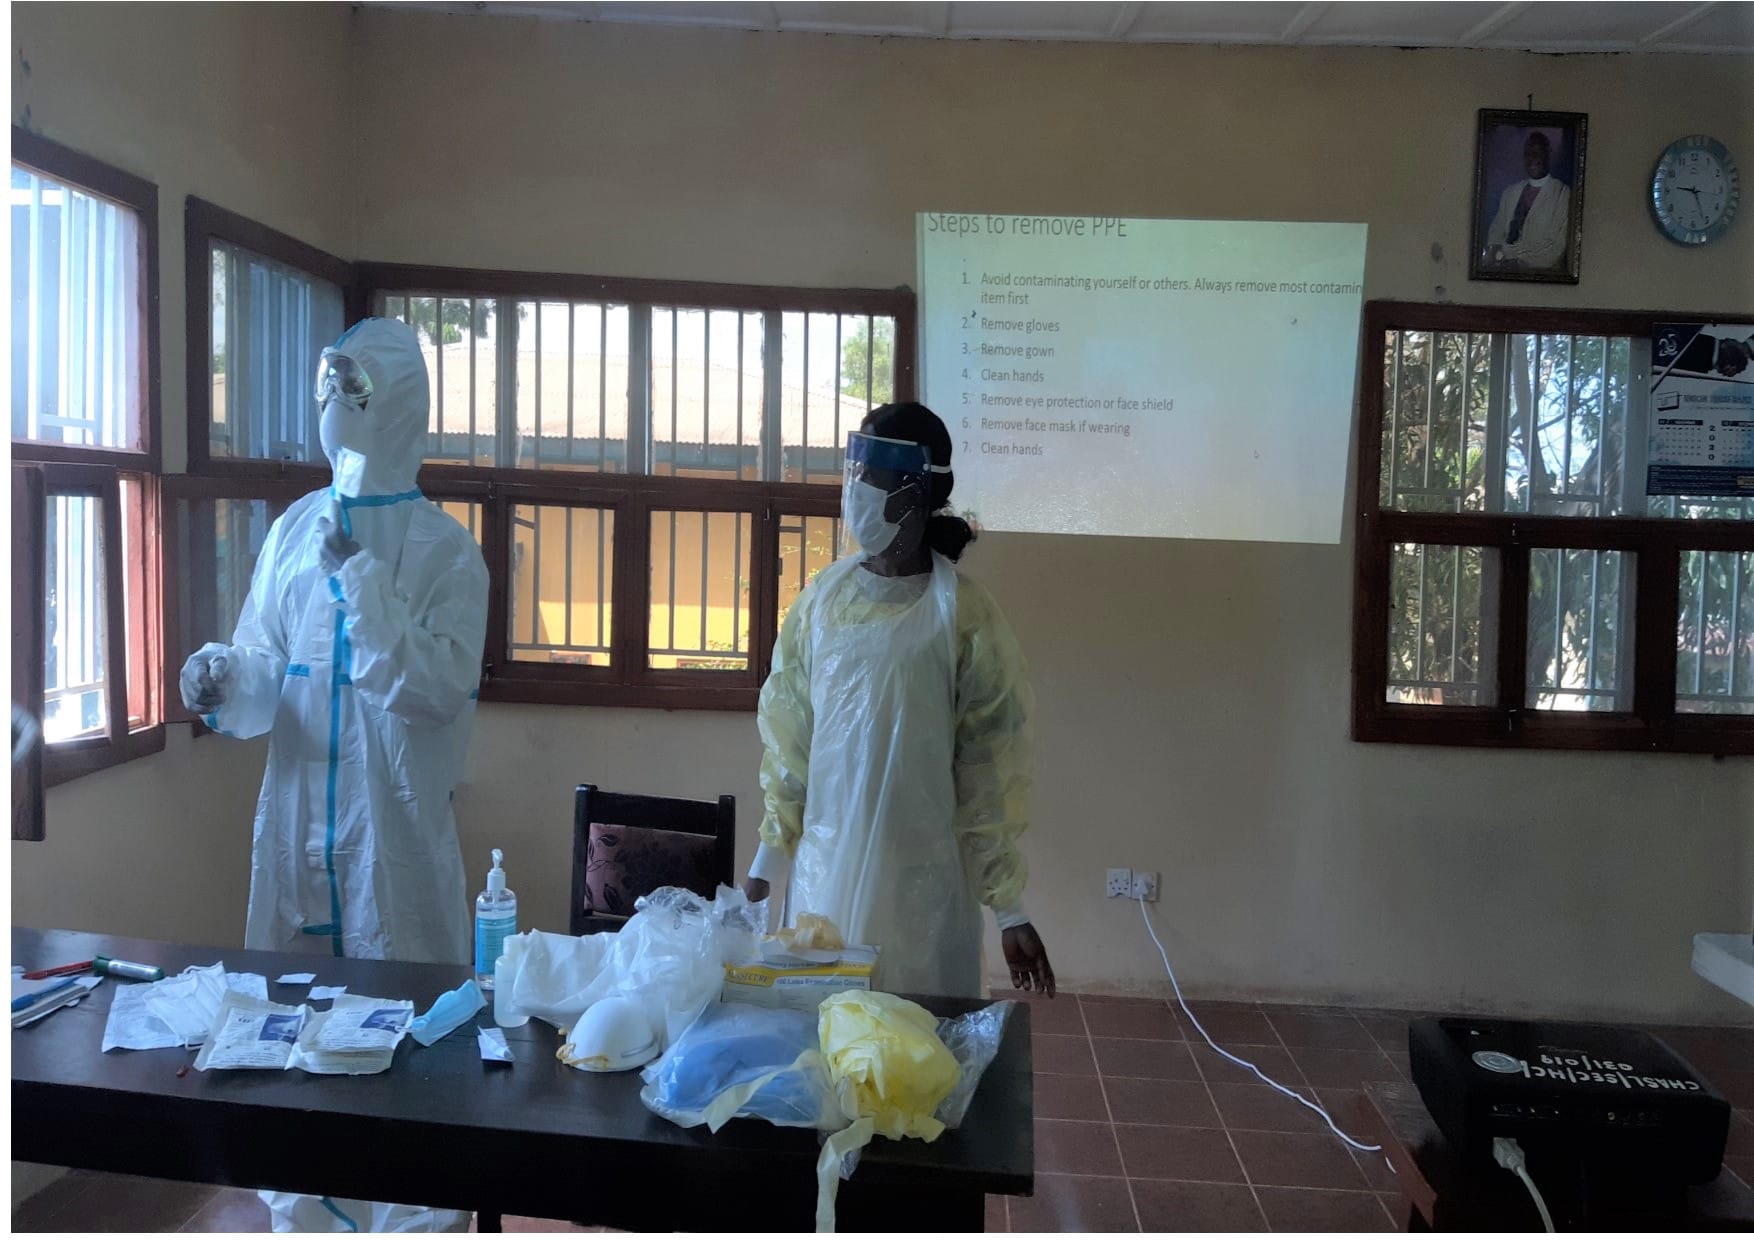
[1651,136,1740,245]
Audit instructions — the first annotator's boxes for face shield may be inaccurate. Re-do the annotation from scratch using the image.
[840,431,949,558]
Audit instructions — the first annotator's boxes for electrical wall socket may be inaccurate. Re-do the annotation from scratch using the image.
[1106,867,1161,901]
[1131,870,1160,902]
[1106,868,1134,899]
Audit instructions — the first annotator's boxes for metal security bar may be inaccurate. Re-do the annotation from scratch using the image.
[777,514,842,630]
[11,166,141,450]
[648,510,753,671]
[510,505,613,666]
[1678,548,1754,715]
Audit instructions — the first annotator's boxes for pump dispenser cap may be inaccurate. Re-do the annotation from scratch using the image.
[487,848,506,895]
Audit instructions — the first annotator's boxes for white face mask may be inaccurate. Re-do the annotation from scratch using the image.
[844,479,901,556]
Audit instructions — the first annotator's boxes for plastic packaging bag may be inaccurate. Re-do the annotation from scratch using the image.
[495,885,768,1062]
[640,1002,841,1132]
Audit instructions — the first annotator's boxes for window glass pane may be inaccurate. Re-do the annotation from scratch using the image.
[777,514,841,632]
[44,491,109,742]
[515,299,630,471]
[651,307,761,480]
[780,312,894,484]
[11,165,143,450]
[1677,548,1754,715]
[510,504,612,666]
[1527,548,1633,712]
[1387,543,1497,705]
[1381,329,1750,522]
[173,497,290,666]
[648,510,752,671]
[208,240,343,463]
[384,295,500,468]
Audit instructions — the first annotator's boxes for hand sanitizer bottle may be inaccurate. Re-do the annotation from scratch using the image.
[475,849,517,990]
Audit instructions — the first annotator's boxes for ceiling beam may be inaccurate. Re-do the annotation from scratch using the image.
[1639,1,1718,46]
[1461,2,1532,46]
[1108,2,1145,39]
[1280,2,1330,43]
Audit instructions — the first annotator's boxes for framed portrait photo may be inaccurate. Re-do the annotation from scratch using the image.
[1469,109,1587,284]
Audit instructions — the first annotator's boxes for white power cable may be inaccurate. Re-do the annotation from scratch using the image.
[1137,895,1383,1154]
[1492,1136,1556,1232]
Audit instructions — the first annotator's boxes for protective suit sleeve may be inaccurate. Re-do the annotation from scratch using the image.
[756,586,816,861]
[952,577,1033,915]
[334,532,488,728]
[205,511,292,740]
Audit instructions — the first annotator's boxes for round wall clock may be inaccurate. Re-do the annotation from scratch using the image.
[1650,135,1740,246]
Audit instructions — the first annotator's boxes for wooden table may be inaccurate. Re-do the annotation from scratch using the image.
[11,928,1033,1232]
[1356,1079,1754,1232]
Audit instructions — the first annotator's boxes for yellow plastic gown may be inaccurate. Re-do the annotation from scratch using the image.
[755,552,1032,997]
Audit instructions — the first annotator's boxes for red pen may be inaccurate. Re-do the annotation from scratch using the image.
[21,960,93,981]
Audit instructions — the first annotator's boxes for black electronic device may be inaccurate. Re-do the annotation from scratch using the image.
[1409,1016,1731,1202]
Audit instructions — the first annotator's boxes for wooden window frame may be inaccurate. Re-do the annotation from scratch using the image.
[184,195,360,483]
[1353,300,1754,755]
[10,131,165,792]
[363,265,914,712]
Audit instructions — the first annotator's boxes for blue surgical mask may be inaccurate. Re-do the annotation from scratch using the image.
[409,979,486,1047]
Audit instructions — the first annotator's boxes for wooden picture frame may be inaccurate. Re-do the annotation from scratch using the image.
[1469,109,1587,285]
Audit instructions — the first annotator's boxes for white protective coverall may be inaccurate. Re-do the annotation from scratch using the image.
[750,552,1034,998]
[180,317,486,1231]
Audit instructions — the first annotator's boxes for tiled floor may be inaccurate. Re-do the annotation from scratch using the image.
[14,996,1754,1233]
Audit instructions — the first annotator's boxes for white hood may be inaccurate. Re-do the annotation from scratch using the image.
[319,317,430,496]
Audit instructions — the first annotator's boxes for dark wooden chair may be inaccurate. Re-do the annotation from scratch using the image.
[570,783,736,935]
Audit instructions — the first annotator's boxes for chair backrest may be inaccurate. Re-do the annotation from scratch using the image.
[571,784,737,935]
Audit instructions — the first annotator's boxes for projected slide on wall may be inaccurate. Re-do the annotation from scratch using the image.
[918,214,1368,543]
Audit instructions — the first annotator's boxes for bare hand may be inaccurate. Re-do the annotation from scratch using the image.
[743,878,771,905]
[1002,923,1056,997]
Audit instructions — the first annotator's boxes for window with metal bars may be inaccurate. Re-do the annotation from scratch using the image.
[1356,301,1754,754]
[362,265,911,710]
[11,130,163,814]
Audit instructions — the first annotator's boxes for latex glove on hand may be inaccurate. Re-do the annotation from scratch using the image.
[316,499,361,575]
[1002,923,1056,997]
[179,643,232,714]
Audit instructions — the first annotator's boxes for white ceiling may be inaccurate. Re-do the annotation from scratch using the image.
[383,1,1754,54]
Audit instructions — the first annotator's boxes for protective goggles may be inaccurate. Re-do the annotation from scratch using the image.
[313,348,373,407]
[844,432,950,492]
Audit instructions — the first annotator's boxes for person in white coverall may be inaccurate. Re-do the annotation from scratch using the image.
[179,317,486,1232]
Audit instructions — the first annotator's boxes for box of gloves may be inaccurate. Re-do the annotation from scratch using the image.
[721,915,878,1010]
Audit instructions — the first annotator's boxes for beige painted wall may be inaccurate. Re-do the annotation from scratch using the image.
[12,8,1754,1025]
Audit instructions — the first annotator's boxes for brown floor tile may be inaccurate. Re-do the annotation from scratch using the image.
[1130,1179,1265,1231]
[1035,1071,1112,1122]
[1352,1146,1403,1194]
[1269,1011,1377,1051]
[1380,1192,1417,1228]
[1008,1174,1138,1232]
[1716,1070,1754,1109]
[503,1218,591,1232]
[1207,1082,1332,1134]
[1036,1119,1125,1177]
[1727,1110,1754,1157]
[1115,1124,1246,1183]
[1726,1155,1754,1190]
[1007,993,1090,1036]
[1104,1077,1221,1127]
[1188,1041,1306,1087]
[1230,1130,1372,1190]
[1094,1037,1202,1081]
[1293,1046,1403,1089]
[1081,1000,1182,1041]
[984,1195,1008,1232]
[27,1173,216,1232]
[180,1188,271,1232]
[1254,1186,1394,1232]
[1180,1004,1281,1046]
[1069,992,1166,1006]
[11,1169,104,1231]
[1036,1033,1098,1076]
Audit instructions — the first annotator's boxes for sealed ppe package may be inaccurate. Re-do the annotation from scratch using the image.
[195,994,308,1071]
